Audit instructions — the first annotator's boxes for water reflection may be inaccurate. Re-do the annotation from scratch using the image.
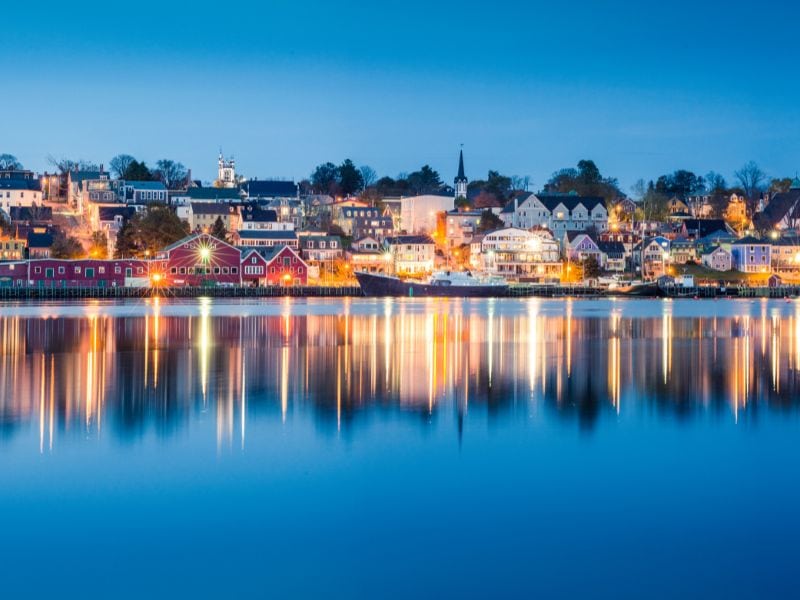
[3,299,800,450]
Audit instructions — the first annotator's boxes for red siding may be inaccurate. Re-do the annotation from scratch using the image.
[24,259,149,287]
[264,247,308,286]
[155,234,242,287]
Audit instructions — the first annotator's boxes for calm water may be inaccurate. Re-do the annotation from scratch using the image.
[2,297,800,598]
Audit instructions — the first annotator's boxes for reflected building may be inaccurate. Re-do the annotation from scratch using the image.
[2,300,800,450]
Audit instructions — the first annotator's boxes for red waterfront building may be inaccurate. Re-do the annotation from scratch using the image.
[0,259,150,288]
[153,233,242,287]
[241,246,308,286]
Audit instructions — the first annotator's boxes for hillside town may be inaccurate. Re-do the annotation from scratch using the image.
[1,150,799,290]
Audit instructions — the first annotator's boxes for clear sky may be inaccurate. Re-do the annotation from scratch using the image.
[4,0,799,191]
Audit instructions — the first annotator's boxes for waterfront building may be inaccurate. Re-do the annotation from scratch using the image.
[232,229,299,249]
[701,246,732,271]
[635,236,671,279]
[348,237,390,273]
[562,231,602,263]
[1,258,150,288]
[241,246,308,286]
[770,237,800,271]
[26,229,54,259]
[669,237,696,264]
[154,232,241,286]
[353,214,394,241]
[730,236,771,273]
[383,235,435,275]
[500,193,608,234]
[445,209,482,248]
[597,241,626,271]
[479,227,561,282]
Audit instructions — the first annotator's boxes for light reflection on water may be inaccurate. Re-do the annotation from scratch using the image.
[3,298,800,598]
[2,298,800,450]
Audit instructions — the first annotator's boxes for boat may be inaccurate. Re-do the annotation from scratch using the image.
[613,280,662,297]
[356,270,509,297]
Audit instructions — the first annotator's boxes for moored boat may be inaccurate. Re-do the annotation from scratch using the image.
[356,270,509,297]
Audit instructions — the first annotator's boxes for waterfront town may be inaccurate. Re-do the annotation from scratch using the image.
[1,150,799,291]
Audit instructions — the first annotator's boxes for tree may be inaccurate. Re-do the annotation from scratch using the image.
[338,159,364,196]
[511,175,532,192]
[47,156,99,173]
[110,154,135,178]
[476,209,504,233]
[582,256,601,279]
[705,171,727,194]
[769,178,793,194]
[122,160,154,181]
[734,161,767,215]
[210,216,227,240]
[0,154,22,170]
[51,232,85,259]
[654,170,705,199]
[89,231,109,259]
[154,159,188,190]
[359,165,377,188]
[545,160,621,203]
[114,206,189,257]
[406,165,443,195]
[310,162,339,195]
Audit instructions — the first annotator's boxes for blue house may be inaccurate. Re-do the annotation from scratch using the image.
[730,236,771,273]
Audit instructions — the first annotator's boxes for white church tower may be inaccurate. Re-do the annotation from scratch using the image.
[217,150,237,188]
[454,148,468,200]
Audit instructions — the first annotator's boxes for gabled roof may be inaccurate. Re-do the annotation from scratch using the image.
[126,181,166,190]
[300,235,341,248]
[534,193,606,212]
[696,229,737,245]
[240,205,277,223]
[240,180,298,198]
[597,241,625,254]
[160,232,238,253]
[384,235,435,245]
[242,244,302,262]
[26,231,54,248]
[683,219,730,237]
[732,235,763,245]
[68,170,106,183]
[9,206,52,221]
[759,190,800,227]
[564,230,596,243]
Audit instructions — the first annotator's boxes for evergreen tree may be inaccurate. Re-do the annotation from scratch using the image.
[211,216,227,240]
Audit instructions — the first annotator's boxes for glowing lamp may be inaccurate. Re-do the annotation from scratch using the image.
[199,247,211,260]
[151,273,163,283]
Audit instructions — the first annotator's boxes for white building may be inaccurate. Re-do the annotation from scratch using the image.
[445,210,483,248]
[701,247,732,271]
[121,181,168,204]
[384,235,435,275]
[479,227,562,281]
[0,179,43,216]
[217,152,237,188]
[399,194,455,235]
[500,193,608,234]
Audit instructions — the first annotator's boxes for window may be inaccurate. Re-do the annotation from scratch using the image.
[58,266,65,274]
[85,268,95,278]
[75,266,81,274]
[170,267,177,274]
[179,267,186,274]
[222,267,229,274]
[126,268,133,277]
[231,267,238,274]
[283,257,290,266]
[214,267,221,274]
[98,266,105,274]
[115,266,121,274]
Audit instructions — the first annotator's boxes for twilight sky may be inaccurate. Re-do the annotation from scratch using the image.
[4,0,799,191]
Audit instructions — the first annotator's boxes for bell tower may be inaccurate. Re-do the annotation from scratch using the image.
[454,148,468,200]
[217,150,236,188]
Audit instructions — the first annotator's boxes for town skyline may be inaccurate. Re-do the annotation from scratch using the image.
[5,1,799,189]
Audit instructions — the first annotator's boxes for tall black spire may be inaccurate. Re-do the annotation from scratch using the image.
[455,149,466,183]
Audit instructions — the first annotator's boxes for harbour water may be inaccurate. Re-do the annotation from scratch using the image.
[2,297,800,598]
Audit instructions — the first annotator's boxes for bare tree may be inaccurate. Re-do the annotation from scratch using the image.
[359,165,377,188]
[734,160,767,216]
[47,155,99,173]
[154,159,188,190]
[110,154,136,178]
[0,154,22,170]
[511,175,532,191]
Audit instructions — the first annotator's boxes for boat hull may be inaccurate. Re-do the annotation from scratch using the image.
[356,272,508,298]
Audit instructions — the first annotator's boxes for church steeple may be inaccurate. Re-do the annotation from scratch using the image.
[454,148,468,200]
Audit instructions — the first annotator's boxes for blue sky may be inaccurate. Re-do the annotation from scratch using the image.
[3,0,799,191]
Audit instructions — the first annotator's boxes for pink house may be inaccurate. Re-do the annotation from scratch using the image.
[154,233,242,287]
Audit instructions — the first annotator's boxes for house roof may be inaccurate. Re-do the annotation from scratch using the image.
[597,241,625,254]
[126,181,166,190]
[0,178,40,191]
[26,231,54,248]
[759,190,800,227]
[242,244,301,262]
[732,235,763,245]
[181,187,241,201]
[240,205,278,223]
[236,230,298,240]
[190,202,235,215]
[683,219,730,236]
[97,206,135,221]
[564,230,595,243]
[68,170,106,183]
[384,235,435,245]
[9,206,52,221]
[696,230,737,245]
[240,180,298,198]
[300,235,341,248]
[534,193,606,212]
[160,232,237,253]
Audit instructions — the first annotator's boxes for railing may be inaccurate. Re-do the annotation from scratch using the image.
[0,286,364,300]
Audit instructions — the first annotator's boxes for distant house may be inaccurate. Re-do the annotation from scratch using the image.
[730,236,771,273]
[232,229,299,249]
[770,237,800,271]
[171,187,241,206]
[0,179,43,216]
[333,203,380,236]
[238,205,288,231]
[188,202,239,233]
[444,210,482,248]
[563,231,601,263]
[695,230,738,255]
[597,241,626,272]
[348,236,389,273]
[26,229,54,259]
[669,237,696,264]
[479,227,561,281]
[758,179,800,230]
[353,215,394,241]
[9,206,52,226]
[0,234,26,260]
[501,193,608,234]
[681,219,731,240]
[667,197,690,214]
[701,246,732,272]
[384,235,435,275]
[635,236,671,278]
[121,181,168,204]
[300,235,343,264]
[240,245,307,287]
